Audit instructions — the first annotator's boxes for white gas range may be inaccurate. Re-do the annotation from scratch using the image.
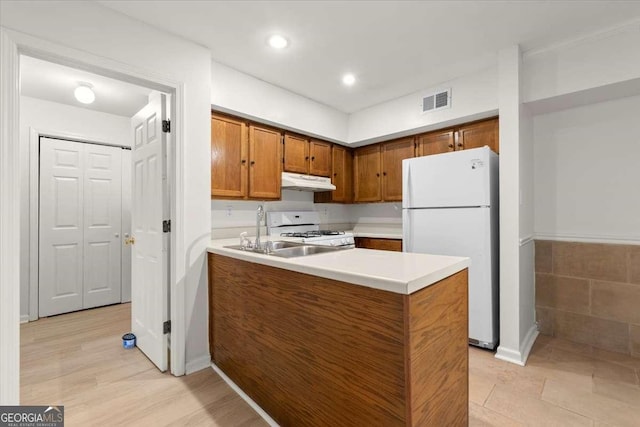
[266,211,355,248]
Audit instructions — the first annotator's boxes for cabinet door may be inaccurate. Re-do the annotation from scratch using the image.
[381,137,414,201]
[249,125,282,199]
[457,118,499,153]
[354,145,381,202]
[332,145,352,203]
[417,130,454,157]
[283,134,309,174]
[211,115,248,198]
[309,140,332,177]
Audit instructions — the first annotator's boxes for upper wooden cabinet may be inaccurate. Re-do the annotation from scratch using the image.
[248,125,282,199]
[354,138,414,202]
[211,114,281,200]
[416,130,454,157]
[211,115,247,198]
[457,118,499,153]
[415,118,499,159]
[315,144,353,204]
[381,137,415,201]
[283,134,309,174]
[309,140,331,177]
[354,145,382,202]
[283,134,332,177]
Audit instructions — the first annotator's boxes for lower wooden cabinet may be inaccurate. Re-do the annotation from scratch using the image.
[355,237,403,252]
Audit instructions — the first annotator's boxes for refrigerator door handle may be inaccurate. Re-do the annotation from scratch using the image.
[402,209,411,252]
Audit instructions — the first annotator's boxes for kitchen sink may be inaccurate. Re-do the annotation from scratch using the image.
[268,245,341,258]
[223,241,343,258]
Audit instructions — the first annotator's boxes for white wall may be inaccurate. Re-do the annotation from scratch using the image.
[534,94,640,243]
[19,96,132,318]
[523,22,640,104]
[211,61,349,143]
[1,1,212,372]
[347,66,498,144]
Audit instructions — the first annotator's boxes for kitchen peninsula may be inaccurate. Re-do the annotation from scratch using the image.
[207,238,470,426]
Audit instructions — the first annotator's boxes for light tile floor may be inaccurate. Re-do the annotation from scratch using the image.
[21,304,640,426]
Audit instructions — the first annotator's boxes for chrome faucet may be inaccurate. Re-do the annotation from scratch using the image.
[255,205,264,250]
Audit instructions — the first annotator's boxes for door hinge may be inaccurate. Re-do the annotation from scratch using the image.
[163,220,171,233]
[163,320,171,334]
[162,119,171,133]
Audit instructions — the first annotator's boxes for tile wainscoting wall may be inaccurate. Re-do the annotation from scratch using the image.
[535,240,640,357]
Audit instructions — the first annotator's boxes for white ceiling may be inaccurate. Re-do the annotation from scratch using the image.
[100,0,640,113]
[20,56,151,117]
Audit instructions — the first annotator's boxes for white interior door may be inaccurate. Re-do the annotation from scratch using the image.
[83,143,123,309]
[39,138,85,317]
[131,92,169,372]
[39,138,124,317]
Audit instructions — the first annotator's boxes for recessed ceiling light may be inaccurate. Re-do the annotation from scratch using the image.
[342,73,356,86]
[268,34,289,49]
[74,84,95,104]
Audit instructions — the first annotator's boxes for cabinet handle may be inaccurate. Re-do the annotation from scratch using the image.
[311,156,315,161]
[241,159,247,164]
[376,173,380,177]
[448,144,454,149]
[250,160,255,166]
[305,156,309,160]
[383,172,387,176]
[333,173,337,177]
[457,143,463,148]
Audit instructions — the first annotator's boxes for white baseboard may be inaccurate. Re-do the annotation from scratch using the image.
[211,363,279,427]
[185,355,212,375]
[495,325,539,366]
[20,315,29,324]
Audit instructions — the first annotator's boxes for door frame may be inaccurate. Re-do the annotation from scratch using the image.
[0,28,187,403]
[30,131,131,321]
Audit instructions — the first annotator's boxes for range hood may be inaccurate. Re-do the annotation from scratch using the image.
[281,172,336,192]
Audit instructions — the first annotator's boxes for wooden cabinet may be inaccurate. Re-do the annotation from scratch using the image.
[211,114,281,200]
[457,118,499,153]
[248,125,282,199]
[354,138,414,202]
[211,115,247,198]
[309,140,331,177]
[283,134,332,177]
[354,145,382,202]
[314,144,353,203]
[355,237,402,252]
[415,118,499,158]
[416,129,454,157]
[283,134,309,174]
[381,137,415,201]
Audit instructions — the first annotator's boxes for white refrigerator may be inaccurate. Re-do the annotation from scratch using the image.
[402,146,499,349]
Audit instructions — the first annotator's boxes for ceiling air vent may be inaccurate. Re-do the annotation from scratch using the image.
[421,88,451,113]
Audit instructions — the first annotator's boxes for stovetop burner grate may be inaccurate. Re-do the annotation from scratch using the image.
[280,230,345,238]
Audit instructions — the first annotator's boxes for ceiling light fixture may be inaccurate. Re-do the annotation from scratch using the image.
[342,73,356,86]
[268,34,289,49]
[74,83,95,104]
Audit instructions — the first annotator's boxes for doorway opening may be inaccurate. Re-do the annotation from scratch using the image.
[19,54,174,377]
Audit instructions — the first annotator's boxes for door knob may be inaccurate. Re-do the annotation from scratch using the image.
[125,236,136,245]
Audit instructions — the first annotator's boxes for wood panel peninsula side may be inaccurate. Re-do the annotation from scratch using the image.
[207,241,470,426]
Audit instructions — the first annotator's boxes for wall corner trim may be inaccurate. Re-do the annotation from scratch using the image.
[495,326,539,366]
[185,354,212,375]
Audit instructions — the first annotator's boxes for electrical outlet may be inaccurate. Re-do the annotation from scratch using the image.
[226,205,232,216]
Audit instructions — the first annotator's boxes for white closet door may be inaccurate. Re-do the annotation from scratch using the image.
[40,137,124,317]
[83,143,122,309]
[39,138,85,317]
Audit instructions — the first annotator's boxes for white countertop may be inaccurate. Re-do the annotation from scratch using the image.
[351,223,403,239]
[207,237,469,295]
